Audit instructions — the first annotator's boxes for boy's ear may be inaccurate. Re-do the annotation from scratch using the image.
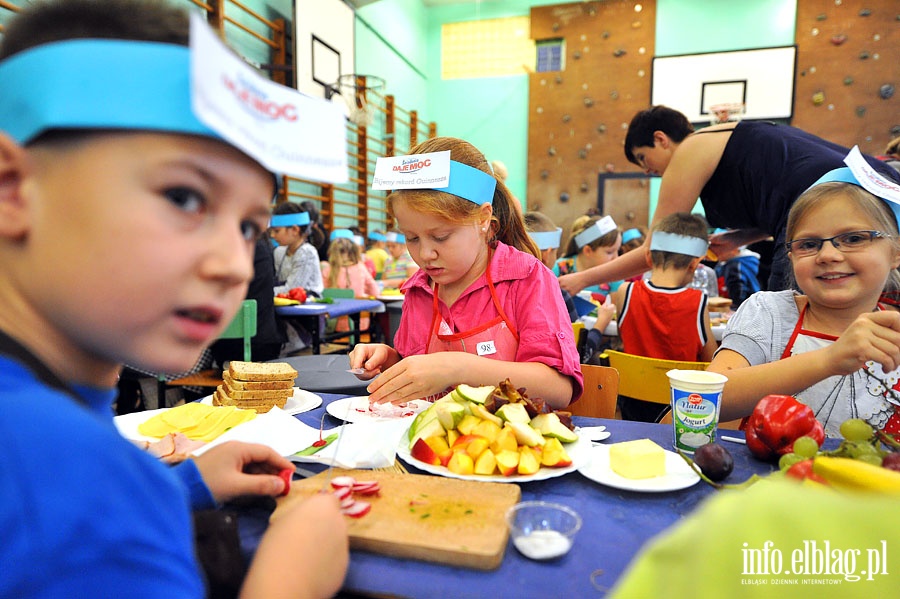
[0,133,31,240]
[643,246,653,268]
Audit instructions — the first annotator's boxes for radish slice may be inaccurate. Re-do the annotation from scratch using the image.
[351,481,381,495]
[340,496,357,510]
[330,476,356,489]
[342,500,371,518]
[332,486,352,500]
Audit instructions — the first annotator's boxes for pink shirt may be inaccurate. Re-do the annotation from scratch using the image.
[395,242,584,402]
[321,262,380,330]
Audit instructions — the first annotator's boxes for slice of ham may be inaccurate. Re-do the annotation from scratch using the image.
[140,433,206,464]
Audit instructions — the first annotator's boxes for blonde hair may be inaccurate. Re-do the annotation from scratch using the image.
[326,237,361,288]
[524,211,557,233]
[786,183,900,293]
[386,137,539,259]
[563,215,620,258]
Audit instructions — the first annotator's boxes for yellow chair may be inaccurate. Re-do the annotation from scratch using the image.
[568,363,619,419]
[601,349,741,429]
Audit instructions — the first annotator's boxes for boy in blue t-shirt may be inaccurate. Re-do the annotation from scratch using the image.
[0,1,347,596]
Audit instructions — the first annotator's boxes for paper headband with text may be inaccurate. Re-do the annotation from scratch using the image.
[528,228,563,251]
[574,216,618,249]
[0,13,347,182]
[621,228,644,244]
[269,212,310,228]
[808,146,900,229]
[372,151,496,205]
[385,232,406,243]
[330,229,355,241]
[649,232,709,258]
[368,232,387,242]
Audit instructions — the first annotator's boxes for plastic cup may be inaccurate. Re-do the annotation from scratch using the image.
[666,370,728,453]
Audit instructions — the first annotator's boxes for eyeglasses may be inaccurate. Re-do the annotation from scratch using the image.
[786,230,889,257]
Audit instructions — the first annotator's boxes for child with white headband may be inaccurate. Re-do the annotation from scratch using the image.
[0,1,347,596]
[710,152,900,437]
[611,213,717,422]
[555,214,624,296]
[349,137,583,409]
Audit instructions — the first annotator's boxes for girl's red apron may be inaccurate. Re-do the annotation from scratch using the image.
[426,254,519,360]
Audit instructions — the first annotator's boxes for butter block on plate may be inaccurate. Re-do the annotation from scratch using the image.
[608,439,665,479]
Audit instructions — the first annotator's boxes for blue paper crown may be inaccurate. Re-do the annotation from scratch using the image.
[621,228,643,244]
[528,228,562,251]
[649,231,708,258]
[385,231,406,243]
[442,160,496,205]
[368,232,387,242]
[808,167,900,230]
[330,229,355,241]
[0,39,220,145]
[269,212,310,227]
[574,216,618,249]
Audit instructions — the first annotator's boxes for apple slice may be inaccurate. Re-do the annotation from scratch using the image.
[456,384,496,405]
[447,450,475,475]
[470,418,502,443]
[474,448,497,475]
[517,446,541,475]
[490,426,518,454]
[530,412,578,443]
[424,435,453,466]
[456,414,482,436]
[410,437,441,465]
[540,437,573,468]
[434,401,465,431]
[507,421,546,447]
[495,449,520,476]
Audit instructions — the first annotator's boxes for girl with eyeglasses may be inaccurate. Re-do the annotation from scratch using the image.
[709,172,900,437]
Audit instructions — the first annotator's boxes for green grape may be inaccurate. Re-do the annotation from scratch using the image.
[778,452,804,471]
[855,453,883,467]
[845,440,879,460]
[792,436,820,459]
[840,418,874,442]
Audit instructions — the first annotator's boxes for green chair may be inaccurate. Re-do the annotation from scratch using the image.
[322,288,356,349]
[157,300,257,407]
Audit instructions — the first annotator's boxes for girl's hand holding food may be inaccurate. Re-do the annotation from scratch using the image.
[348,343,400,380]
[824,311,900,376]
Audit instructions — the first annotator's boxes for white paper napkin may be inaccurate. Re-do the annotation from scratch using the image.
[193,406,327,456]
[291,419,409,469]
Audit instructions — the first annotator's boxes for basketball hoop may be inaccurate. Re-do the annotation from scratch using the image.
[709,103,745,125]
[327,74,385,127]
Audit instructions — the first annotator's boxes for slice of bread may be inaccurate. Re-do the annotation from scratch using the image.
[213,387,290,414]
[228,361,297,382]
[223,371,293,391]
[221,382,293,400]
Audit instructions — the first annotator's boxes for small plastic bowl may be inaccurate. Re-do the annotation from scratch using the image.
[505,501,582,561]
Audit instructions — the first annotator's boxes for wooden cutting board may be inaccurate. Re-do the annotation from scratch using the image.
[273,468,521,570]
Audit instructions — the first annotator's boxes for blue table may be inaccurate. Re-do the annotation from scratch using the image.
[236,393,779,597]
[275,298,385,354]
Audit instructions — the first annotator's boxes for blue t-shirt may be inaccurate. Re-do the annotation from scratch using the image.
[0,356,213,597]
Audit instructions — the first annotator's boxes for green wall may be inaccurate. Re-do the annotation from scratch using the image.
[354,0,798,209]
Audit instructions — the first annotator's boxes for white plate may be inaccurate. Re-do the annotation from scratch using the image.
[578,444,700,492]
[577,426,611,442]
[326,396,431,423]
[200,387,322,416]
[397,433,592,483]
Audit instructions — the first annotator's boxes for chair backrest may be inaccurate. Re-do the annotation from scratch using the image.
[219,299,257,362]
[323,287,355,299]
[568,364,619,419]
[602,349,709,406]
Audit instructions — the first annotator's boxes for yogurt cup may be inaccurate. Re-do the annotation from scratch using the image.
[666,370,728,453]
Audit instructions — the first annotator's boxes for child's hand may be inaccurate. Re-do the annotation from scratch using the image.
[595,295,616,324]
[348,343,399,379]
[826,311,900,375]
[366,353,460,405]
[192,441,294,503]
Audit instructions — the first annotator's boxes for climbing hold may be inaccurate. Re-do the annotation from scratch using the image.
[583,97,594,107]
[559,192,570,203]
[540,169,549,180]
[831,34,848,45]
[597,124,607,134]
[880,84,895,100]
[562,114,571,123]
[859,8,871,17]
[613,48,626,58]
[812,91,825,106]
[859,51,870,60]
[580,182,590,192]
[548,146,557,157]
[855,106,867,118]
[843,76,854,86]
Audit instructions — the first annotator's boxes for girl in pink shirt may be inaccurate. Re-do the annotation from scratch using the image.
[349,137,583,409]
[321,232,380,331]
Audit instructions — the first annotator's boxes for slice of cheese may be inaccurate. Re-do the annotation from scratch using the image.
[608,439,666,479]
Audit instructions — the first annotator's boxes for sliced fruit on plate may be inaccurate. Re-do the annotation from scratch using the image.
[455,384,496,405]
[495,402,531,425]
[447,450,475,475]
[495,449,519,476]
[530,412,578,443]
[540,437,573,468]
[507,421,546,447]
[517,446,542,475]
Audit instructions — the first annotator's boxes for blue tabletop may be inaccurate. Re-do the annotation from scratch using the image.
[275,298,385,318]
[236,394,778,598]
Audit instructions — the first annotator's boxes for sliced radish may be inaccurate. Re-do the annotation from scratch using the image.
[330,476,356,489]
[351,481,381,495]
[340,496,357,510]
[332,486,352,500]
[342,500,371,518]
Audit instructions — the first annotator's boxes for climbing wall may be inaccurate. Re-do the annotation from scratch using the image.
[527,0,656,241]
[792,0,897,156]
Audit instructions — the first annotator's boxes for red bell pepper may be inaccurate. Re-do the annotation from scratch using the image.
[744,394,825,462]
[280,287,307,302]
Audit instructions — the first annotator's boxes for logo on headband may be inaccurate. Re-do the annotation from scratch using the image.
[373,151,451,189]
[222,73,297,122]
[393,157,433,174]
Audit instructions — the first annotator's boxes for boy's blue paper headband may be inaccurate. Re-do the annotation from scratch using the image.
[331,229,354,241]
[0,39,219,145]
[442,160,496,205]
[808,167,900,230]
[649,231,709,258]
[575,215,618,249]
[368,232,387,242]
[621,228,643,244]
[528,228,563,251]
[269,212,310,228]
[385,231,406,243]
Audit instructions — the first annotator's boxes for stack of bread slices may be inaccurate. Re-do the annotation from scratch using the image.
[213,361,298,413]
